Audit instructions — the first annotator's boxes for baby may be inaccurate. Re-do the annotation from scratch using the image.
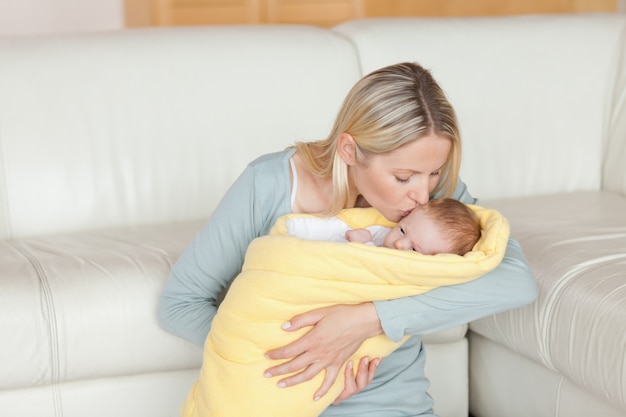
[287,198,481,256]
[347,197,480,255]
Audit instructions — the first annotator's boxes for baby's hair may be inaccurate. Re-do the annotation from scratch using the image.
[424,198,481,255]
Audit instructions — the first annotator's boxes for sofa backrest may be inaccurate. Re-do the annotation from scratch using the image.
[335,13,626,201]
[0,26,360,238]
[1,15,625,239]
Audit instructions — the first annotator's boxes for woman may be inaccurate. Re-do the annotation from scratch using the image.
[158,62,537,416]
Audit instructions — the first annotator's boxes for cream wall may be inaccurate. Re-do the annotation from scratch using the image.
[0,0,124,36]
[0,0,624,36]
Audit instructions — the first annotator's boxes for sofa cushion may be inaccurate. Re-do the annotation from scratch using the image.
[470,191,626,414]
[0,216,470,393]
[0,222,204,390]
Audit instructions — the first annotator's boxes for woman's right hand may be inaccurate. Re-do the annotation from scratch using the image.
[332,356,381,405]
[264,302,383,401]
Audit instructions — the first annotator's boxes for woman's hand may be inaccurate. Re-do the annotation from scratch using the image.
[332,356,381,405]
[264,302,383,401]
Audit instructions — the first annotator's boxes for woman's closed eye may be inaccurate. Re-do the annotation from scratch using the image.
[396,171,439,183]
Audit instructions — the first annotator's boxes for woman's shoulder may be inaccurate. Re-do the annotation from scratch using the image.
[244,149,294,194]
[241,149,295,233]
[248,148,295,170]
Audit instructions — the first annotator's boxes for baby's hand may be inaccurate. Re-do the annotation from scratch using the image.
[345,228,373,244]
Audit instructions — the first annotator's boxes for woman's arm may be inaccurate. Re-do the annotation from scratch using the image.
[265,239,535,399]
[374,178,537,341]
[157,163,286,346]
[265,178,536,395]
[374,237,536,341]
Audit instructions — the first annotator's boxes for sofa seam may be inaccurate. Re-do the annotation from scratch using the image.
[11,240,64,417]
[328,26,365,77]
[554,376,564,416]
[0,119,13,239]
[600,20,626,196]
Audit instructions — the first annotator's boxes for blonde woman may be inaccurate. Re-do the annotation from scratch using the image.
[158,62,536,416]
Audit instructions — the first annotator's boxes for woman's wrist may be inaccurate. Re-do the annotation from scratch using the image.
[359,302,384,339]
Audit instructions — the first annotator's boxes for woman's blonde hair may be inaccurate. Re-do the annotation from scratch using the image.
[295,62,461,216]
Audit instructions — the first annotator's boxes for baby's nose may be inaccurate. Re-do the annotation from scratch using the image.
[394,239,408,251]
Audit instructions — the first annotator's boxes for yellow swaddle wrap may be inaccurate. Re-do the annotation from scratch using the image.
[181,205,510,417]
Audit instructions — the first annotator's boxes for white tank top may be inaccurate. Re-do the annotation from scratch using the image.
[289,157,298,210]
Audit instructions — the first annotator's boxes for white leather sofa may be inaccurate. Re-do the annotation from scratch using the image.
[0,13,624,417]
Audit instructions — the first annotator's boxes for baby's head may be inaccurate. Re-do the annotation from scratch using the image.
[382,198,481,255]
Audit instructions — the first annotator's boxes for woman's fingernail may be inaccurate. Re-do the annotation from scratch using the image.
[314,396,321,402]
[264,372,272,378]
[281,321,291,330]
[278,382,287,388]
[347,361,353,369]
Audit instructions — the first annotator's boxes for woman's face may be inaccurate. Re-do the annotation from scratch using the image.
[349,134,451,223]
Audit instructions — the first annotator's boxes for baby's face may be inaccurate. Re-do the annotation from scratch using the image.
[383,208,451,255]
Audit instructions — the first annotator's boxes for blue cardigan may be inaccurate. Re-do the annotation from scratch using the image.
[157,148,537,416]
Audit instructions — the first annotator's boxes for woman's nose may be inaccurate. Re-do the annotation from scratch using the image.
[408,184,430,205]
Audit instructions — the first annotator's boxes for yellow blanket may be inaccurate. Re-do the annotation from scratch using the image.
[181,205,510,417]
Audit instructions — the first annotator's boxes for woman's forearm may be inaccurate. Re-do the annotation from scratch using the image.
[374,238,537,342]
[157,272,217,347]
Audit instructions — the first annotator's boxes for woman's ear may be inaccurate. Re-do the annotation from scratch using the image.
[337,133,357,166]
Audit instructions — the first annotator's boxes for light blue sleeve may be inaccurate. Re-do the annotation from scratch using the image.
[157,150,294,347]
[373,179,538,342]
[156,167,259,346]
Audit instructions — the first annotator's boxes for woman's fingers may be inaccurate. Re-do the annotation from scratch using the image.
[284,309,325,330]
[264,354,342,398]
[263,303,383,399]
[333,357,381,405]
[265,311,323,361]
[357,356,379,387]
[265,337,307,363]
[312,365,341,401]
[265,351,381,403]
[355,356,370,388]
[332,361,356,405]
[264,354,321,386]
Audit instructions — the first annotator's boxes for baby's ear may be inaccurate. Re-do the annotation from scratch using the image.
[337,133,357,165]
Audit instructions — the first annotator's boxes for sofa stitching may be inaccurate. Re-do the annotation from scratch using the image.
[11,240,63,417]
